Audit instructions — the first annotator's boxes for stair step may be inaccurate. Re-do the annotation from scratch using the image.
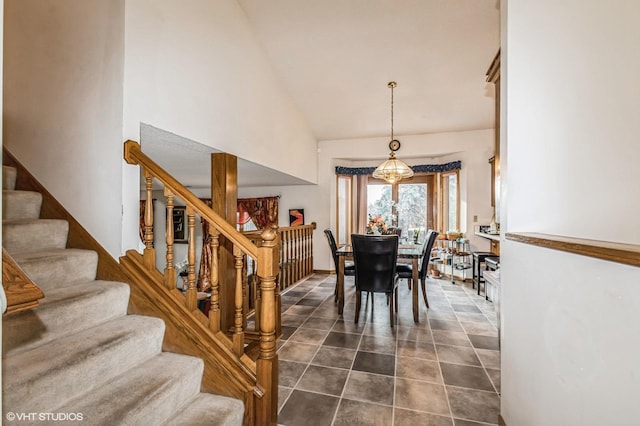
[3,315,165,414]
[2,218,69,255]
[2,190,42,220]
[163,393,245,426]
[3,165,17,190]
[3,280,130,357]
[59,352,206,425]
[11,248,98,291]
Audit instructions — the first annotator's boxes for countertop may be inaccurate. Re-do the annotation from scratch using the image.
[475,231,500,242]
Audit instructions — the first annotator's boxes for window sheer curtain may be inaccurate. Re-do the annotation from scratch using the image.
[355,175,369,236]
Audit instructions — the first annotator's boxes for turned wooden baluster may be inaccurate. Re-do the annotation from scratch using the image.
[208,228,221,333]
[164,189,176,290]
[232,245,245,357]
[256,227,279,424]
[307,227,313,276]
[296,228,302,282]
[185,207,197,311]
[254,275,262,334]
[143,170,155,269]
[242,256,249,330]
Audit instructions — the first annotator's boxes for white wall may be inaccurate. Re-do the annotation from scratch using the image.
[316,129,495,271]
[122,0,318,252]
[3,0,125,258]
[501,1,640,424]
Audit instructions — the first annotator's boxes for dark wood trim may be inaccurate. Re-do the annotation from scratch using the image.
[505,232,640,267]
[313,269,334,275]
[3,148,129,283]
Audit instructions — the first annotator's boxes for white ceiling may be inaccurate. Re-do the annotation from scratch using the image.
[238,0,501,141]
[142,1,500,188]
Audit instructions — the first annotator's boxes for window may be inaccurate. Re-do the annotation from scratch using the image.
[336,170,459,240]
[366,175,434,240]
[367,182,393,225]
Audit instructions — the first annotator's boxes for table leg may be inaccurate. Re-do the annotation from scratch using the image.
[412,257,419,323]
[338,256,345,315]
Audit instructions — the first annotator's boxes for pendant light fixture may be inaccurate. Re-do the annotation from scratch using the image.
[372,81,414,184]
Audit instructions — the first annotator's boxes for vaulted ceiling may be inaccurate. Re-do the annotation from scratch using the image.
[143,1,500,188]
[237,0,500,141]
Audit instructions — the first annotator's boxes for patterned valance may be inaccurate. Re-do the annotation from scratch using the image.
[335,160,461,176]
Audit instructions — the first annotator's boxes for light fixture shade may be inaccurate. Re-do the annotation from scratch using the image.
[372,152,414,184]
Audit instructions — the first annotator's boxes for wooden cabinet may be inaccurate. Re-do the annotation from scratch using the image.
[490,239,500,255]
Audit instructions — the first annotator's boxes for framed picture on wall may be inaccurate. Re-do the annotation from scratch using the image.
[289,209,304,226]
[172,206,188,243]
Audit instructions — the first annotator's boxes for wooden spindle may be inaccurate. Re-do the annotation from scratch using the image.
[241,255,249,329]
[253,275,261,333]
[164,189,176,290]
[185,207,197,311]
[208,229,221,333]
[232,245,245,357]
[143,170,155,269]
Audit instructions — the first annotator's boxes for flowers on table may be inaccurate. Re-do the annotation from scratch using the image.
[367,215,388,234]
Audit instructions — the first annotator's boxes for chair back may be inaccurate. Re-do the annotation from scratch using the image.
[419,230,440,278]
[351,234,399,293]
[324,228,339,268]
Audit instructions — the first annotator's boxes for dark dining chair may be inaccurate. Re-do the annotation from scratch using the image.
[396,230,439,308]
[351,234,399,327]
[324,229,355,303]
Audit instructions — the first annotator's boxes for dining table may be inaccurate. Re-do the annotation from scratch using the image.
[335,240,425,323]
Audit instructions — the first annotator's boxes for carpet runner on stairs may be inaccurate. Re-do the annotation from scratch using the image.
[2,165,244,425]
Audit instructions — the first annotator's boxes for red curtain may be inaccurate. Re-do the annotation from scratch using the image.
[196,196,278,292]
[237,196,279,230]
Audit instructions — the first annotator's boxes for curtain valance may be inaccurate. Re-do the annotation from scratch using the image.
[335,160,461,176]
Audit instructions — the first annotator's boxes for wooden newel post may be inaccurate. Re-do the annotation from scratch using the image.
[256,226,279,425]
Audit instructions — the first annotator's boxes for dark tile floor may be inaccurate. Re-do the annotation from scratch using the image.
[276,274,501,426]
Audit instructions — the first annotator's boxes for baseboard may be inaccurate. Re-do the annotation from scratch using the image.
[313,269,334,275]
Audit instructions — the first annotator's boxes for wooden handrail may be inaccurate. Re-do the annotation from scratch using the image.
[124,140,258,260]
[2,248,45,316]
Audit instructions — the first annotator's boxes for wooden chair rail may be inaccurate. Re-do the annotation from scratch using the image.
[505,232,640,267]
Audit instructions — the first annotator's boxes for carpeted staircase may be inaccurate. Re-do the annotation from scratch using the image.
[2,165,244,425]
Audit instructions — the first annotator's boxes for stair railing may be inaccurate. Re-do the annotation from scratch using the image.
[124,140,279,425]
[244,222,317,291]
